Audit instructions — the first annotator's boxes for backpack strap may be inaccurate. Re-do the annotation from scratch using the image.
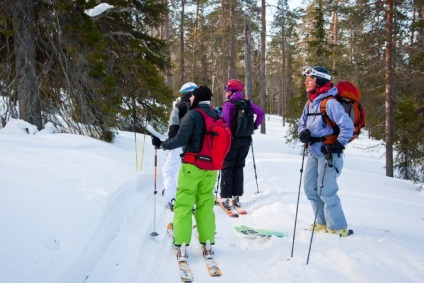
[306,97,339,145]
[182,107,218,164]
[228,99,252,134]
[228,99,240,124]
[181,108,206,165]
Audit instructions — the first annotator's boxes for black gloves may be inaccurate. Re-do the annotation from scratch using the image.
[299,129,311,143]
[321,140,345,155]
[151,135,162,148]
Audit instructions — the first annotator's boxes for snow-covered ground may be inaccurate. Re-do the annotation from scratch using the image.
[1,115,423,283]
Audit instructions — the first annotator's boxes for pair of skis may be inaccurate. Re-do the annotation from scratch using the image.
[216,200,247,217]
[216,200,288,238]
[167,223,221,282]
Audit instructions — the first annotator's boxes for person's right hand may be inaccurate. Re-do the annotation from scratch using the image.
[151,135,162,148]
[299,129,311,143]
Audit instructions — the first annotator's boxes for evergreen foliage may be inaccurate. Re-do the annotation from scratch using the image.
[0,0,172,141]
[0,0,423,184]
[393,98,424,186]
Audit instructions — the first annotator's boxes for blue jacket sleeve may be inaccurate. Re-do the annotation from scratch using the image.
[298,102,309,136]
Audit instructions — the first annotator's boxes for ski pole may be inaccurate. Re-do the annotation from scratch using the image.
[291,145,307,258]
[214,170,221,202]
[139,112,150,172]
[306,156,329,264]
[133,110,139,171]
[251,142,259,194]
[150,147,159,237]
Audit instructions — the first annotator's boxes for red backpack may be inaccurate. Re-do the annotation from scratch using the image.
[335,81,365,142]
[308,80,365,144]
[182,108,232,170]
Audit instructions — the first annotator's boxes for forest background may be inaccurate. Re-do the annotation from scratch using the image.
[0,0,423,186]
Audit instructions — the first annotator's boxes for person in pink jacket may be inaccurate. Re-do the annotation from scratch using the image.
[220,79,265,209]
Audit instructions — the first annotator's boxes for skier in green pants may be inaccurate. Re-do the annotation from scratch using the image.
[174,163,216,245]
[151,85,217,259]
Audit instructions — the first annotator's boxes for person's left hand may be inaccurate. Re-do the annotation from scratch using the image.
[321,140,345,155]
[151,135,162,148]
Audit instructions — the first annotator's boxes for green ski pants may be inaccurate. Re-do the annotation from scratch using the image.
[173,163,217,246]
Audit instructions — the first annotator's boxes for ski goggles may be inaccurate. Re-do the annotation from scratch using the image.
[302,66,332,80]
[224,85,232,92]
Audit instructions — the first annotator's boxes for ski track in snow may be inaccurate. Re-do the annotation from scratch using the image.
[1,116,423,282]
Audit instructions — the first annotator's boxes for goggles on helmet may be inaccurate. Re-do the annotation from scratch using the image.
[180,86,197,94]
[302,66,332,81]
[224,85,233,92]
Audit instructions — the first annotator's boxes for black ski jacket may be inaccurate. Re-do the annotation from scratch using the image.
[161,102,218,153]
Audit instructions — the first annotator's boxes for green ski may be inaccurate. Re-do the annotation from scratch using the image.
[234,225,288,238]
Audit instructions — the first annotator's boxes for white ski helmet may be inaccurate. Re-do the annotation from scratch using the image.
[179,82,197,94]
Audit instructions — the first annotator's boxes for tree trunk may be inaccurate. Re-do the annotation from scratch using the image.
[331,0,339,71]
[193,3,199,81]
[352,0,360,83]
[260,0,266,134]
[229,0,236,79]
[281,23,286,126]
[163,0,172,90]
[244,19,252,100]
[179,0,185,85]
[221,0,228,93]
[13,0,42,130]
[385,0,394,177]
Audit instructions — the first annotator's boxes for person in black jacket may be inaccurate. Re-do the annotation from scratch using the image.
[151,86,217,260]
